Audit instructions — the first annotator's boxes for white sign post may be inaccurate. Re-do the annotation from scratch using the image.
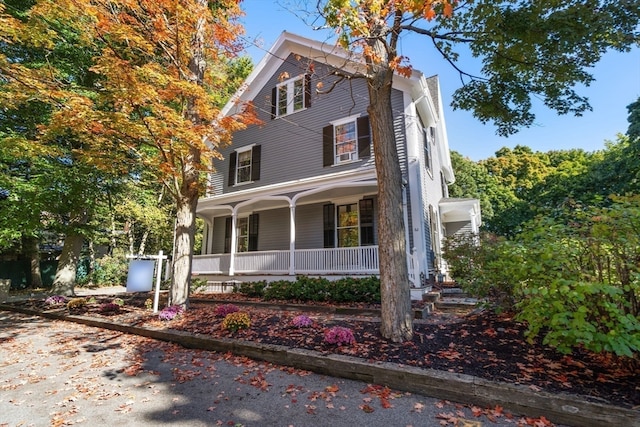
[126,250,168,313]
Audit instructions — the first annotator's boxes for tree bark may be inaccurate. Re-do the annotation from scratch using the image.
[169,1,206,308]
[169,147,200,308]
[51,232,84,296]
[23,236,43,288]
[367,63,413,342]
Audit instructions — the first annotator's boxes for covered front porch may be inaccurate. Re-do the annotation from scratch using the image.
[192,245,380,276]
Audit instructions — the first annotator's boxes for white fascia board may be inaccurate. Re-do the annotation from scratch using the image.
[199,167,377,207]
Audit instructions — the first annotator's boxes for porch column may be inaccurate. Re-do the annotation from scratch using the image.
[202,219,213,255]
[470,210,478,234]
[229,213,237,276]
[289,203,296,275]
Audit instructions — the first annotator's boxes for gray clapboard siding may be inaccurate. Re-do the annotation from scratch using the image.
[294,203,325,249]
[255,208,290,251]
[209,53,409,195]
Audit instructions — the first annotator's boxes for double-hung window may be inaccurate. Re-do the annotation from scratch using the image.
[236,217,249,252]
[337,203,359,247]
[334,121,357,163]
[228,145,261,186]
[323,198,375,248]
[224,214,259,253]
[323,116,371,167]
[273,74,310,117]
[236,149,252,184]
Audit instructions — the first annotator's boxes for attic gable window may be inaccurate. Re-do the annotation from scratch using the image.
[272,74,311,118]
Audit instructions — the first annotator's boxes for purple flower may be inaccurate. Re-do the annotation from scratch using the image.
[44,295,67,305]
[292,315,313,328]
[324,326,355,346]
[214,304,239,318]
[158,305,184,321]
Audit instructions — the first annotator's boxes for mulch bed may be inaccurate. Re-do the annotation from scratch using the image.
[5,292,639,410]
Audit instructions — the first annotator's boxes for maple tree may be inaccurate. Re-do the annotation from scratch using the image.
[0,1,257,301]
[319,0,640,342]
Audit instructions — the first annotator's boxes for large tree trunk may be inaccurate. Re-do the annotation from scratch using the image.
[367,66,413,342]
[51,232,84,296]
[23,236,43,288]
[169,1,206,308]
[169,146,201,308]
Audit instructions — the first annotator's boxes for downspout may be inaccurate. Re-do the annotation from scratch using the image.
[401,178,413,285]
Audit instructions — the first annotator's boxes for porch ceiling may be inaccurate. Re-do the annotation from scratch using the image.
[197,179,378,217]
[295,183,378,206]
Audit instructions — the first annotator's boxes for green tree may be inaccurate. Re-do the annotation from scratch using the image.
[321,0,640,341]
[1,1,255,303]
[0,0,120,293]
[627,97,640,141]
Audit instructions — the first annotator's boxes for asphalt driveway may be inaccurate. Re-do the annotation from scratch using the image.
[0,310,534,427]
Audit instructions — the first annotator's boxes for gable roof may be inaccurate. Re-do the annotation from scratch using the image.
[223,31,430,116]
[221,31,454,180]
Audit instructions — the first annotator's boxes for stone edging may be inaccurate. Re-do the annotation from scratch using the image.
[1,304,637,427]
[190,298,432,319]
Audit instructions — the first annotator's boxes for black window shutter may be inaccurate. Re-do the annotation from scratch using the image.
[248,213,259,251]
[228,151,237,186]
[304,74,311,108]
[323,203,335,248]
[359,198,375,246]
[224,217,232,253]
[271,87,277,119]
[322,125,333,167]
[357,116,371,159]
[251,145,261,181]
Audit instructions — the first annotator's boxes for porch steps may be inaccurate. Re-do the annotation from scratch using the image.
[424,287,481,313]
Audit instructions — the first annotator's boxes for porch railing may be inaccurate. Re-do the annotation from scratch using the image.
[295,246,379,274]
[191,253,231,274]
[192,246,380,276]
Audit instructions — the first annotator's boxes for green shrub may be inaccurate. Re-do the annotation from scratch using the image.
[191,278,207,293]
[236,280,267,298]
[244,276,380,304]
[444,197,640,358]
[329,276,380,303]
[517,278,640,356]
[88,254,128,286]
[443,232,518,310]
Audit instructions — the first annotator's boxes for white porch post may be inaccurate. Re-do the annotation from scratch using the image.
[289,204,296,275]
[229,212,237,276]
[202,219,213,255]
[470,210,478,233]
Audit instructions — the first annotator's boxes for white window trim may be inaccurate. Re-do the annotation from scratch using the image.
[336,201,361,248]
[423,127,434,179]
[235,216,249,253]
[235,146,254,186]
[276,74,306,117]
[331,114,362,165]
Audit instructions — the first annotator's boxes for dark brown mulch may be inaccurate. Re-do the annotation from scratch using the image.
[5,293,640,410]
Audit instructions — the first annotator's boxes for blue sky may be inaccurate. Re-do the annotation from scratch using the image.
[238,0,640,161]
